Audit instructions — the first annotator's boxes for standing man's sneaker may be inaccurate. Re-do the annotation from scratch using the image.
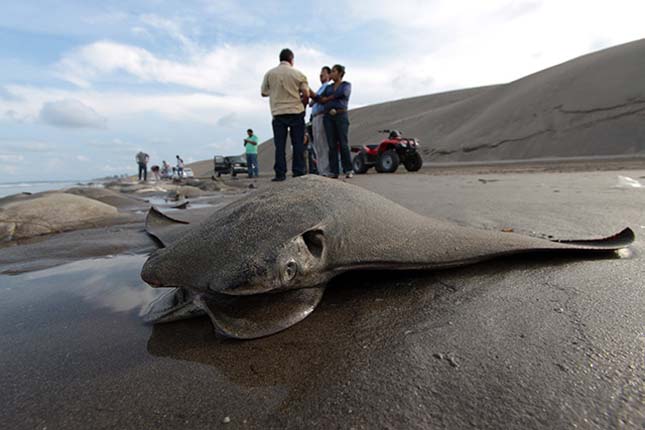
[345,172,354,178]
[271,176,286,182]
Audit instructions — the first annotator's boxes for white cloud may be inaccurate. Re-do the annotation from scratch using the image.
[46,158,65,169]
[0,164,18,175]
[7,84,264,126]
[197,0,266,27]
[139,14,198,53]
[76,155,90,162]
[56,40,271,94]
[0,154,24,162]
[206,137,236,152]
[0,86,20,101]
[39,99,106,128]
[344,0,645,90]
[131,26,152,39]
[50,39,399,114]
[216,112,240,128]
[48,3,645,115]
[100,163,131,173]
[0,139,53,153]
[87,138,137,150]
[3,109,28,122]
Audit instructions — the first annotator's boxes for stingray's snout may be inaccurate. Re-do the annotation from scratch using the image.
[141,250,164,287]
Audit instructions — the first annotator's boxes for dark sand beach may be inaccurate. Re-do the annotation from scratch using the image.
[1,163,644,429]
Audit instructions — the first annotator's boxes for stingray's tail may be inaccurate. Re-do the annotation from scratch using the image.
[552,227,635,250]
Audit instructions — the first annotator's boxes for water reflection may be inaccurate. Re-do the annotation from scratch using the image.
[2,254,171,317]
[145,271,443,387]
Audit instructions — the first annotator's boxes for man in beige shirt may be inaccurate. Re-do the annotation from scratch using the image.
[261,48,310,181]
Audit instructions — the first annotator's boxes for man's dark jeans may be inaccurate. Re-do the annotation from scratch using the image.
[272,112,306,178]
[138,162,147,181]
[246,153,259,177]
[323,112,352,175]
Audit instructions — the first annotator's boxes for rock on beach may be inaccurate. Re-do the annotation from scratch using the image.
[0,193,120,241]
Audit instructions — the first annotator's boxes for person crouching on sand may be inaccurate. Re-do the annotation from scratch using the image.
[150,165,160,181]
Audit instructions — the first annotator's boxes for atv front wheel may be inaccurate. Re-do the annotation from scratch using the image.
[403,152,423,172]
[376,150,400,173]
[352,152,369,174]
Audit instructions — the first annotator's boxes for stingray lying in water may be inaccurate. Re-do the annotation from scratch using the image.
[140,175,634,339]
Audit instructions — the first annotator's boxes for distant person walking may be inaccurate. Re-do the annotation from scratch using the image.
[319,64,353,178]
[261,48,310,181]
[135,150,149,181]
[310,66,332,176]
[176,155,184,178]
[244,128,259,178]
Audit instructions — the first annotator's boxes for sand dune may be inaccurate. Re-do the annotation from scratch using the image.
[189,39,645,177]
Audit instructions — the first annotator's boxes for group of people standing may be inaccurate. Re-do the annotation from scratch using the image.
[261,48,352,181]
[135,151,184,182]
[136,48,350,183]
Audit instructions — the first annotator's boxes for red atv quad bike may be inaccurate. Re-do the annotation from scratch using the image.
[351,129,424,174]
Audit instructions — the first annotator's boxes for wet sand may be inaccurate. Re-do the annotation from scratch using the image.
[1,167,644,429]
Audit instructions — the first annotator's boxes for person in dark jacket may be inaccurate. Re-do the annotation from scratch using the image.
[317,64,352,178]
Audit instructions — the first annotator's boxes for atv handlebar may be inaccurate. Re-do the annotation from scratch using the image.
[379,129,404,139]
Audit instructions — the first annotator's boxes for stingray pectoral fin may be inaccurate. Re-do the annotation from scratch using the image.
[552,227,635,249]
[145,206,191,247]
[142,287,205,323]
[194,287,326,340]
[145,206,190,228]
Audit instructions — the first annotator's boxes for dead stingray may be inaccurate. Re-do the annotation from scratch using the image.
[140,175,634,339]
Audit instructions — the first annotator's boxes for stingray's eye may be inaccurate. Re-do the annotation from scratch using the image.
[283,259,298,282]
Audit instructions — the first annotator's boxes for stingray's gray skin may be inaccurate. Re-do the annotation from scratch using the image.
[140,175,634,339]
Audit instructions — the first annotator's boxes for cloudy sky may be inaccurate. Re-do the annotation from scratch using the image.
[1,0,644,181]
